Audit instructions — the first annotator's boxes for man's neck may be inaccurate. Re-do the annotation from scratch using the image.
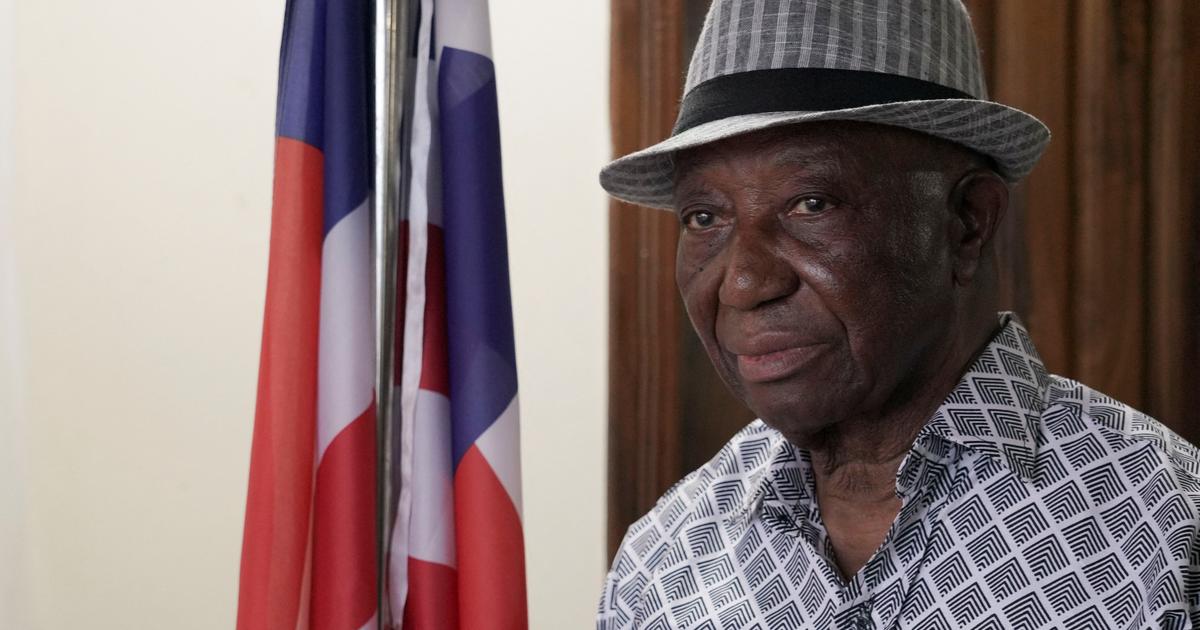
[801,313,999,501]
[796,314,1000,579]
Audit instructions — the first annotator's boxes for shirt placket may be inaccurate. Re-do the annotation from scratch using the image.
[758,449,858,622]
[831,580,873,629]
[784,453,882,627]
[844,434,960,630]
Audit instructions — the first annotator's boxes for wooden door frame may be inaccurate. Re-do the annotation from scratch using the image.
[606,0,688,557]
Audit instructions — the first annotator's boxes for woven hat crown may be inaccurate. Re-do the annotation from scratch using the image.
[599,0,1050,209]
[685,0,987,99]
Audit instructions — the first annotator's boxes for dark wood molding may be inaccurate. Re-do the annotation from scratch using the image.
[1146,0,1200,434]
[607,0,688,558]
[1072,0,1149,408]
[991,0,1073,375]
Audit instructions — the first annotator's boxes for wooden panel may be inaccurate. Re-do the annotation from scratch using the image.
[992,0,1073,373]
[1147,0,1200,437]
[684,0,710,58]
[1072,0,1148,407]
[960,0,1027,314]
[608,0,687,556]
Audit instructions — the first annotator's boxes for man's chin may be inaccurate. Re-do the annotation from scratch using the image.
[743,388,849,444]
[758,414,844,445]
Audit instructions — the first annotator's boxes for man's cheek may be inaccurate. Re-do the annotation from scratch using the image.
[682,288,718,344]
[676,244,708,291]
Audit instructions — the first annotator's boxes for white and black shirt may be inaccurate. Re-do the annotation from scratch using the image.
[598,314,1200,629]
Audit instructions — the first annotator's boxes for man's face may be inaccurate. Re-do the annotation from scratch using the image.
[673,122,970,439]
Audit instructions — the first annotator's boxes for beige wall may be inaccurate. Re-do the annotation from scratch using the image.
[1,0,30,626]
[1,0,608,628]
[493,0,610,627]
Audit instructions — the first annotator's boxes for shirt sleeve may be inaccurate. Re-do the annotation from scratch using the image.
[596,420,775,629]
[596,524,654,630]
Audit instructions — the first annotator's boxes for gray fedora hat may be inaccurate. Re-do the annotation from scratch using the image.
[600,0,1051,210]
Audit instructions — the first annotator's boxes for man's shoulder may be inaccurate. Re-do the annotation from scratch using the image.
[613,420,784,563]
[1040,373,1200,493]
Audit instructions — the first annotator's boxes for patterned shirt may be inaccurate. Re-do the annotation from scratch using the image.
[598,314,1200,629]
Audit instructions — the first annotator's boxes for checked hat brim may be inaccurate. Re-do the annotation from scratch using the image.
[599,99,1050,211]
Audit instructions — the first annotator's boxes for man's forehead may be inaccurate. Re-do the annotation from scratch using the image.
[677,123,856,167]
[672,121,979,194]
[671,123,887,194]
[681,138,842,172]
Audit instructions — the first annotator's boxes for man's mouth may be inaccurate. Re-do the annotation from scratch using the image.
[734,344,823,383]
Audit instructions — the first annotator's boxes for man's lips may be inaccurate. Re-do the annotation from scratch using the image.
[734,344,824,383]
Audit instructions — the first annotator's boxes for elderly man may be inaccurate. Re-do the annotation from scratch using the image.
[596,1,1200,628]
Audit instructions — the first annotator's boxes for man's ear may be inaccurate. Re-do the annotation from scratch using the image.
[948,169,1008,286]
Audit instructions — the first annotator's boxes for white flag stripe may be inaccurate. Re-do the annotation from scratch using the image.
[392,0,437,622]
[418,61,445,230]
[316,200,375,460]
[407,388,456,566]
[434,0,493,59]
[475,394,523,519]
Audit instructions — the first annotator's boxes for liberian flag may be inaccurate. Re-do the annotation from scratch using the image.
[238,0,378,628]
[390,0,528,628]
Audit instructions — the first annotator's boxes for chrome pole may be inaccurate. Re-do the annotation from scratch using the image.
[373,0,415,626]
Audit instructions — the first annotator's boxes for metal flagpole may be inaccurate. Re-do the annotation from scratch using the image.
[374,0,416,625]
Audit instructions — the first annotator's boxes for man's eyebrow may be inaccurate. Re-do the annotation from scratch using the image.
[672,177,725,206]
[673,143,847,202]
[763,144,845,172]
[676,140,844,175]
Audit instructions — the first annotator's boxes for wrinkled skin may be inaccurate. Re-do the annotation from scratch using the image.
[672,120,1007,458]
[673,121,1010,578]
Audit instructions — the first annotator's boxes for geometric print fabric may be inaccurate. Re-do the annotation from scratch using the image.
[598,313,1200,629]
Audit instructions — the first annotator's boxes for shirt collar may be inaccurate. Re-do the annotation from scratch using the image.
[730,435,806,527]
[736,312,1050,518]
[918,312,1049,482]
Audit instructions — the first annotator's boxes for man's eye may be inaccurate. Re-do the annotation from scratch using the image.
[683,210,716,229]
[791,196,831,214]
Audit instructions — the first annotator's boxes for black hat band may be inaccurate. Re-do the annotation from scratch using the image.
[673,68,976,135]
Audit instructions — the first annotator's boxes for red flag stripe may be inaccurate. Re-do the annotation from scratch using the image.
[403,558,460,630]
[419,226,449,397]
[311,406,378,629]
[454,446,529,630]
[238,137,326,628]
[238,137,324,630]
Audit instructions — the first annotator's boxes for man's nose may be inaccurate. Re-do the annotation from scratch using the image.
[717,229,799,310]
